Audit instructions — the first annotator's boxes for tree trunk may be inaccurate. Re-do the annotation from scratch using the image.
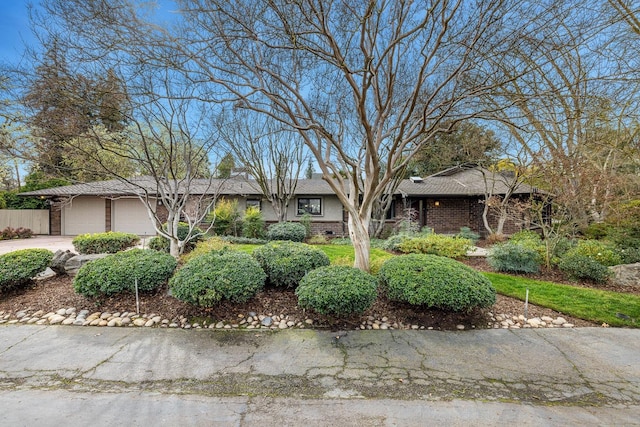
[348,212,371,272]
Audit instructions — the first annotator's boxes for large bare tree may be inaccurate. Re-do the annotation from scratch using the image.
[176,0,524,271]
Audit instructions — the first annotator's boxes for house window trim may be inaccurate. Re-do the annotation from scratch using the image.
[297,197,323,216]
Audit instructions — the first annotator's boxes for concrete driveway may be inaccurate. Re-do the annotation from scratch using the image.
[0,236,76,255]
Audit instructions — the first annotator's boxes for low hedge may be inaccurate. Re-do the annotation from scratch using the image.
[0,249,53,290]
[169,249,266,307]
[378,254,496,312]
[397,234,471,259]
[266,222,307,242]
[73,231,140,254]
[296,265,378,317]
[73,249,177,298]
[252,241,330,288]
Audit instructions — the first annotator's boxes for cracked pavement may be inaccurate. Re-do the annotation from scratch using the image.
[0,325,639,425]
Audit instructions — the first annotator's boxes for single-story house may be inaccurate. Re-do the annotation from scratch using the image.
[19,165,539,237]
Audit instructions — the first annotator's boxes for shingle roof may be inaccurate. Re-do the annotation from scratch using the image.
[19,167,535,198]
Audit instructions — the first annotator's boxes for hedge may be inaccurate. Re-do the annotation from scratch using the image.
[0,249,53,290]
[252,241,330,288]
[72,231,140,254]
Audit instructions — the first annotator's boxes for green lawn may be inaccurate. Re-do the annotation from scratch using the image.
[484,272,640,327]
[229,242,639,327]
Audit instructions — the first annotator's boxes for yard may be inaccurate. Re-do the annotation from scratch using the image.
[1,242,637,330]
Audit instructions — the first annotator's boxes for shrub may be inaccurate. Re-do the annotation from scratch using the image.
[558,253,611,284]
[381,233,411,252]
[73,249,177,298]
[0,249,53,290]
[169,249,265,306]
[0,227,34,240]
[487,242,541,274]
[307,233,329,245]
[148,222,204,253]
[567,240,622,267]
[72,231,140,254]
[457,226,480,244]
[299,212,312,237]
[378,254,496,312]
[242,206,265,239]
[180,237,231,263]
[209,198,241,236]
[252,240,330,288]
[397,234,472,259]
[266,221,307,242]
[296,266,378,316]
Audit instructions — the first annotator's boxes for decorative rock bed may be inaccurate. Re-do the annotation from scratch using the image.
[0,308,574,330]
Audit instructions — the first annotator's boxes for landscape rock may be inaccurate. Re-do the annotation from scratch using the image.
[64,254,109,277]
[609,263,640,288]
[51,250,77,274]
[34,267,57,281]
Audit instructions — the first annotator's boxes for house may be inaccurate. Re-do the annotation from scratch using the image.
[18,165,538,236]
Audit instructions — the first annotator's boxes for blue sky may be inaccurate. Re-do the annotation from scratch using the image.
[0,1,35,65]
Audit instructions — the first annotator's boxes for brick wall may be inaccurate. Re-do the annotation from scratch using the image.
[425,198,472,234]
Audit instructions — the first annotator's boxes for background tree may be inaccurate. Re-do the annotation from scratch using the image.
[218,110,304,222]
[482,2,639,229]
[215,153,235,179]
[408,121,501,177]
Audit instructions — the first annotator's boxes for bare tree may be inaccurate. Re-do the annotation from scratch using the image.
[175,0,523,271]
[482,2,639,228]
[28,1,223,257]
[217,110,304,222]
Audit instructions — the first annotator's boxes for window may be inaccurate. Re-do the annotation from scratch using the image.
[297,197,322,215]
[246,199,261,210]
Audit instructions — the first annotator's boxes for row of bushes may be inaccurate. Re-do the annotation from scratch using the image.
[64,237,495,317]
[486,230,626,283]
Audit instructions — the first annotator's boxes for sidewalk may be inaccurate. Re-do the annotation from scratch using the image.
[0,326,638,425]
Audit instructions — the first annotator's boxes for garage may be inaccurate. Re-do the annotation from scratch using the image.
[63,196,105,235]
[112,198,157,236]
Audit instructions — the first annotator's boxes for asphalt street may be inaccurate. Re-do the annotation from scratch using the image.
[0,325,638,426]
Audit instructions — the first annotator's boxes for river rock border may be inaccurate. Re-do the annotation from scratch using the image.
[0,308,574,330]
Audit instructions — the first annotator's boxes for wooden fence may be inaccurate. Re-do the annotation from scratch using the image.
[0,209,50,235]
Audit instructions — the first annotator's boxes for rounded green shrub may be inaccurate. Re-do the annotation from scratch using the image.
[397,234,471,259]
[148,222,204,253]
[72,231,140,254]
[266,222,307,242]
[487,242,541,274]
[0,249,53,290]
[169,250,266,307]
[252,241,330,288]
[378,254,496,312]
[73,249,177,298]
[296,266,378,316]
[558,253,611,283]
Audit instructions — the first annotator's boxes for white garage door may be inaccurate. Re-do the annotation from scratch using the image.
[63,196,105,235]
[112,198,157,236]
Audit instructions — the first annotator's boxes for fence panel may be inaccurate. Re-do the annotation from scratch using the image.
[0,210,50,235]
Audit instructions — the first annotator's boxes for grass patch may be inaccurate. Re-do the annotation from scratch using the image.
[484,272,640,327]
